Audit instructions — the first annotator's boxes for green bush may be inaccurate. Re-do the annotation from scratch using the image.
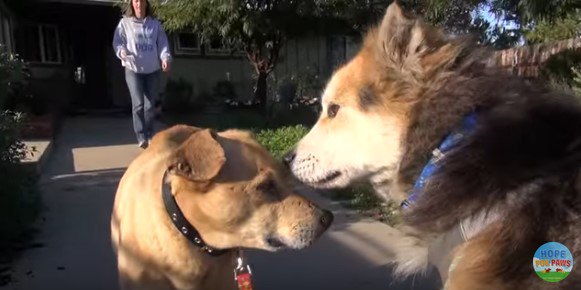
[255,124,309,159]
[572,66,581,96]
[0,111,27,163]
[0,111,39,260]
[0,45,31,112]
[163,78,200,113]
[540,48,581,97]
[0,48,39,269]
[212,80,236,104]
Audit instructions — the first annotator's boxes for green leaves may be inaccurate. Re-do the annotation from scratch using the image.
[541,48,581,98]
[524,12,580,44]
[0,46,28,109]
[572,66,581,97]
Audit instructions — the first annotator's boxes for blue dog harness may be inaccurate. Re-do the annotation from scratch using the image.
[397,112,504,283]
[401,113,478,209]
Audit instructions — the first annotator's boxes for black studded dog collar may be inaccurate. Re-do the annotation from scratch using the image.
[161,171,229,257]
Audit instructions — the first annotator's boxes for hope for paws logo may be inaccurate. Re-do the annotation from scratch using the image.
[533,242,574,282]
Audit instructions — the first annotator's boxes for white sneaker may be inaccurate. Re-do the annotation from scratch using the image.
[138,141,148,149]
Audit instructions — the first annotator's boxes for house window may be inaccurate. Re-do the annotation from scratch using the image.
[174,32,201,55]
[41,25,61,63]
[0,12,4,46]
[205,37,231,56]
[15,24,62,64]
[4,18,14,53]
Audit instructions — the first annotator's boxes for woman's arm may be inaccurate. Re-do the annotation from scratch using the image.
[157,22,172,63]
[112,19,128,60]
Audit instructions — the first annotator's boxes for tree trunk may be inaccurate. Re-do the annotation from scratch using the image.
[245,35,282,114]
[254,71,268,111]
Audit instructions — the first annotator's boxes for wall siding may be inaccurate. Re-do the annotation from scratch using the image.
[169,33,357,102]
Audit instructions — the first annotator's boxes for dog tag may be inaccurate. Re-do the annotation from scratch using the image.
[234,253,254,290]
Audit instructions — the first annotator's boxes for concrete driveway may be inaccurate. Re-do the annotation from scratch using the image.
[1,117,441,290]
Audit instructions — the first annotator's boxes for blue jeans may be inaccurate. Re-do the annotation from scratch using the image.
[124,69,160,144]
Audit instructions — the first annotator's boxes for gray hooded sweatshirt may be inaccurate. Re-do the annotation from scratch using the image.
[112,16,172,74]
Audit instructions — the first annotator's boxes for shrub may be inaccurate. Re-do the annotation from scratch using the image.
[0,45,31,112]
[572,66,581,97]
[212,80,236,103]
[264,67,323,127]
[295,65,324,104]
[0,111,27,163]
[0,111,39,260]
[0,47,39,271]
[163,78,199,113]
[540,48,581,97]
[270,65,324,107]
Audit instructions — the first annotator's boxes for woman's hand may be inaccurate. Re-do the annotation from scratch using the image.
[162,59,170,72]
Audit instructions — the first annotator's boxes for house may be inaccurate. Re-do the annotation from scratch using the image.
[0,0,360,114]
[0,1,15,53]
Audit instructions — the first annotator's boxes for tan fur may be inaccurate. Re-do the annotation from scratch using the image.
[112,125,332,290]
[445,224,511,290]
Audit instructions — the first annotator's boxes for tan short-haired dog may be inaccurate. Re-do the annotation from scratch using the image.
[111,125,333,290]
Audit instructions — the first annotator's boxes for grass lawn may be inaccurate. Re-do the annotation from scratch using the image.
[164,107,402,226]
[536,271,570,282]
[329,185,402,226]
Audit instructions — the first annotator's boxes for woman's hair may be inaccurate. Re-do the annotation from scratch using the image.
[124,0,153,18]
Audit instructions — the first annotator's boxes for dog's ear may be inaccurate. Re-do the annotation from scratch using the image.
[376,1,449,73]
[168,129,226,182]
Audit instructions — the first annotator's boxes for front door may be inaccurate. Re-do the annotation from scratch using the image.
[69,26,111,109]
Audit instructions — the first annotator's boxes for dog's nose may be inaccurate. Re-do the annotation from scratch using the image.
[319,210,334,229]
[282,150,296,167]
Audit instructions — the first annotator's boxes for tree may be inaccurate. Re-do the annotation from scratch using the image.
[152,0,578,111]
[319,0,510,47]
[475,0,580,45]
[525,12,580,44]
[153,0,513,108]
[318,0,484,35]
[152,0,333,110]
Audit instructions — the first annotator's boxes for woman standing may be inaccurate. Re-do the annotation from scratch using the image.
[113,0,171,149]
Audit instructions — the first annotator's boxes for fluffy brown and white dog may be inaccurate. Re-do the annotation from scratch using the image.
[284,2,581,290]
[111,125,333,290]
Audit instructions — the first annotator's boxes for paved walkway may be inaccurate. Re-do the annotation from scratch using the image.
[1,117,441,290]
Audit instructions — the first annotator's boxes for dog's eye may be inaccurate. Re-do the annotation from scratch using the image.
[327,103,340,119]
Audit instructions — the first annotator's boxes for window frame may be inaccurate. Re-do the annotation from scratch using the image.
[38,24,62,64]
[204,37,233,56]
[173,32,202,56]
[172,31,246,58]
[15,23,63,65]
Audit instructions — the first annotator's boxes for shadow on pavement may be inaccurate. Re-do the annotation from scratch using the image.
[1,168,123,290]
